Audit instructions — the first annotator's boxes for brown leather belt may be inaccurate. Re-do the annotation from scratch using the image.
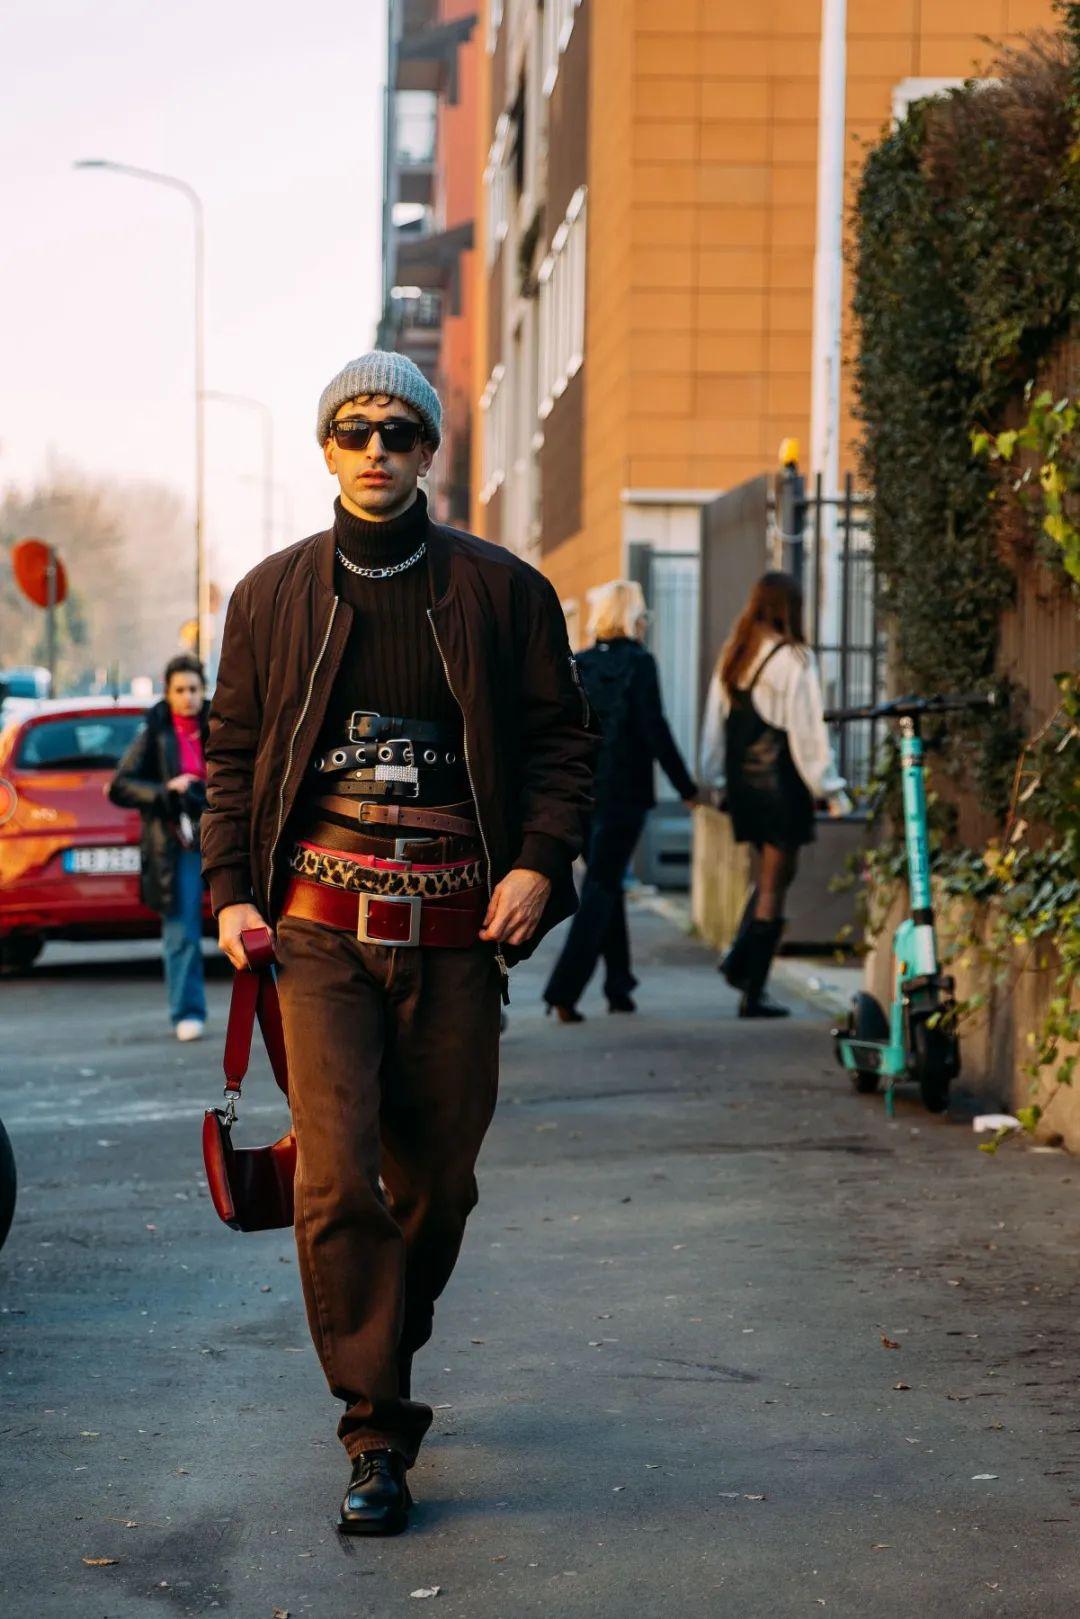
[282,874,487,948]
[355,800,479,839]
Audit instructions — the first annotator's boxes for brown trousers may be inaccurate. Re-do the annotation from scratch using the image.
[276,916,501,1464]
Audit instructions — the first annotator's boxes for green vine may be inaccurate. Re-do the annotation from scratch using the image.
[973,386,1080,584]
[853,25,1078,815]
[850,8,1080,1125]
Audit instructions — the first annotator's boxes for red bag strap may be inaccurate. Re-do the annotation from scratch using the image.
[223,927,289,1104]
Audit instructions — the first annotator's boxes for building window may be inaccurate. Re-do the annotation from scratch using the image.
[484,115,511,265]
[394,91,437,167]
[480,364,508,505]
[542,0,580,97]
[538,186,587,420]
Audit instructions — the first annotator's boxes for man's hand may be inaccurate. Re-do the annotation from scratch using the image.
[479,869,552,948]
[218,901,272,970]
[166,773,198,794]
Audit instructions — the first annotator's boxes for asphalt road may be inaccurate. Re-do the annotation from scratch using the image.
[4,905,1080,1618]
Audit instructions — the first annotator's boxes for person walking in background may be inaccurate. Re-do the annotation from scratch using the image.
[109,654,210,1041]
[699,572,850,1020]
[543,580,697,1023]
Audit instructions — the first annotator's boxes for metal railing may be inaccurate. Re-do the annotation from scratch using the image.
[777,471,882,792]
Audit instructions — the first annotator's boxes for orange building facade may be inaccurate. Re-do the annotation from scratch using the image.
[471,0,1057,627]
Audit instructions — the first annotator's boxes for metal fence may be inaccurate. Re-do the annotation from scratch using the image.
[780,472,882,793]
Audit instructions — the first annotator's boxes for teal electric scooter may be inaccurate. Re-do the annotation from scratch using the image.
[826,692,995,1116]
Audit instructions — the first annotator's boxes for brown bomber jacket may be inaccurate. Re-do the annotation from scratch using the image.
[201,516,596,964]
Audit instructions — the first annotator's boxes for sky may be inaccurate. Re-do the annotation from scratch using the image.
[0,0,387,595]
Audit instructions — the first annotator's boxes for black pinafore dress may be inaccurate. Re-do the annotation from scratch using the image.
[724,644,816,848]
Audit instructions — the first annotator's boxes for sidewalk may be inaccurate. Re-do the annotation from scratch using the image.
[4,911,1080,1617]
[632,886,862,1016]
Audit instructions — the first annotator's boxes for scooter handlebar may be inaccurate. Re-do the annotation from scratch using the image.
[825,691,997,724]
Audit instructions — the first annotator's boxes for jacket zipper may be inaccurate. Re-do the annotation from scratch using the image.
[427,608,510,1004]
[569,654,590,728]
[267,598,339,905]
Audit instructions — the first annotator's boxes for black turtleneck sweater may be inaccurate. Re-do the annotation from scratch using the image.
[295,492,563,881]
[315,492,463,749]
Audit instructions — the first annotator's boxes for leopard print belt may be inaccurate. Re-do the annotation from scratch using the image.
[289,840,484,900]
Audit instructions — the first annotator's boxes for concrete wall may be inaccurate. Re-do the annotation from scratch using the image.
[692,803,864,953]
[864,886,1080,1148]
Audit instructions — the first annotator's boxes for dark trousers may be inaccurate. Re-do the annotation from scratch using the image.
[276,918,502,1464]
[543,807,646,1009]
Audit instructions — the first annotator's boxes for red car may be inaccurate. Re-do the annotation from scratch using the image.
[0,699,212,970]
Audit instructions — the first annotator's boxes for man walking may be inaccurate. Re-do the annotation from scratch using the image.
[202,352,593,1534]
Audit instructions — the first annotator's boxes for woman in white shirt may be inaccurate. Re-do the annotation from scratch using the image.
[699,572,849,1018]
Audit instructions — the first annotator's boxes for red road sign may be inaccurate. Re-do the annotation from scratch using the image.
[12,539,68,609]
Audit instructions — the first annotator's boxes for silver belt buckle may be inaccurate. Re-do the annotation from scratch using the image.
[357,891,422,947]
[348,709,381,743]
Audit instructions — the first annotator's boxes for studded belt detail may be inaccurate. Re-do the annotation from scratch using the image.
[310,736,461,776]
[289,840,484,900]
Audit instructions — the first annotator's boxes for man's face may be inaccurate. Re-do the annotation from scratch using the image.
[167,671,204,718]
[323,394,434,520]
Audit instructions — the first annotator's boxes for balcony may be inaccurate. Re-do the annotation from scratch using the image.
[394,13,477,106]
[401,0,439,33]
[395,220,474,315]
[379,290,443,374]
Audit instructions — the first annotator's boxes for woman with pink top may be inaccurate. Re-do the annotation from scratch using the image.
[109,655,210,1040]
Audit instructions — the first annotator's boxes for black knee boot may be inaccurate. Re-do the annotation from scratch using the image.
[719,888,757,989]
[738,919,790,1019]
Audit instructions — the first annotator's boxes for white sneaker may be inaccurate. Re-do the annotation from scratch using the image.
[175,1019,205,1042]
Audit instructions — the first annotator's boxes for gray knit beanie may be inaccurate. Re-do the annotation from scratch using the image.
[316,351,442,448]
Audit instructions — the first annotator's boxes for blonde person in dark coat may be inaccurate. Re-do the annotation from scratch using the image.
[543,580,697,1022]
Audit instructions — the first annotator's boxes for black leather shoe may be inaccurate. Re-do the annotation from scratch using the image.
[339,1449,412,1536]
[607,994,636,1013]
[739,991,791,1019]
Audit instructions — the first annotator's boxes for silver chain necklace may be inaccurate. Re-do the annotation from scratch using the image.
[335,539,427,581]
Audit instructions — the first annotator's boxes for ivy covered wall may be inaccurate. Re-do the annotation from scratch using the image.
[853,24,1079,818]
[851,9,1080,1109]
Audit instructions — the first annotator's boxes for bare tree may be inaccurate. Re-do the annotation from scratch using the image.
[0,467,199,693]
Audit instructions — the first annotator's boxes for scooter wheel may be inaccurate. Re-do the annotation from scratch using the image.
[839,992,889,1094]
[911,1020,957,1115]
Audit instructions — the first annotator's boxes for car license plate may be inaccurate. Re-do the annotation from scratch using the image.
[63,846,141,876]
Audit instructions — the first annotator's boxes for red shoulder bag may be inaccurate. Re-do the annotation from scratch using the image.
[201,926,296,1232]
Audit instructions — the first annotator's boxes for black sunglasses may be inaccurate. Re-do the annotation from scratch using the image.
[330,417,425,453]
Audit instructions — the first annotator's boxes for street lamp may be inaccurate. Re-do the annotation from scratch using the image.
[74,159,210,664]
[204,391,275,558]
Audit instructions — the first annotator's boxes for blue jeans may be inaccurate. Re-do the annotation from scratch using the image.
[162,847,207,1025]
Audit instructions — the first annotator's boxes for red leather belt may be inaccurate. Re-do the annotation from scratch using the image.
[282,874,486,948]
[295,838,479,875]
